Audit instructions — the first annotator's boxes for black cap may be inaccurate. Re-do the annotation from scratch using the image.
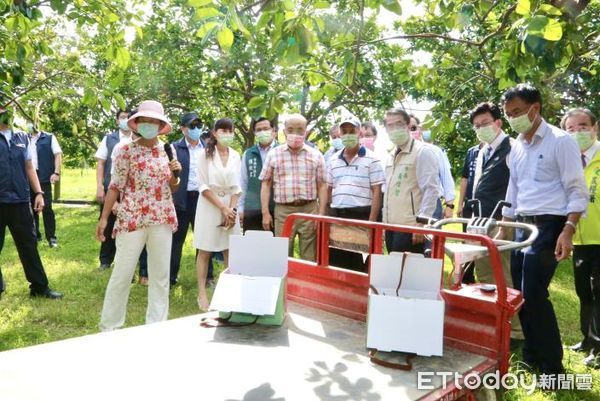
[180,112,201,127]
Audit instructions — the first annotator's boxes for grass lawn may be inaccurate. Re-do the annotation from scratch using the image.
[1,168,599,400]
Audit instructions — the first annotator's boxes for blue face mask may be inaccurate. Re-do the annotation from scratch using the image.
[422,130,432,142]
[332,137,344,151]
[119,118,129,131]
[188,127,201,141]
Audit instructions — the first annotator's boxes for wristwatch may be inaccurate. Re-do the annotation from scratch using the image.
[35,191,44,196]
[445,203,455,210]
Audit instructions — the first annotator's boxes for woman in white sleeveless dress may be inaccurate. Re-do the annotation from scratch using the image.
[193,118,241,310]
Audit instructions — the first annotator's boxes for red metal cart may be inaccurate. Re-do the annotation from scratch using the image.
[283,213,538,401]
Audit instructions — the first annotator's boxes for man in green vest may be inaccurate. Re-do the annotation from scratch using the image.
[239,117,277,232]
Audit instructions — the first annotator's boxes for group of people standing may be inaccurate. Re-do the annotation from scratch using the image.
[1,82,599,379]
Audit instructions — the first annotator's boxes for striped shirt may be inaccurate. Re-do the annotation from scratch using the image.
[259,143,325,204]
[327,146,385,208]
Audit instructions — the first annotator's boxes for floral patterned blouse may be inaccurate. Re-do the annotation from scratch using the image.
[109,141,178,237]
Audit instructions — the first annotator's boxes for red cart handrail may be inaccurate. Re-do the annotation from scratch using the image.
[281,213,510,308]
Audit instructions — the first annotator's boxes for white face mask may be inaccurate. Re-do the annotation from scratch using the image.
[475,124,498,144]
[507,105,535,134]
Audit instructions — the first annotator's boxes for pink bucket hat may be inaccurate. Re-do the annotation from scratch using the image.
[128,100,172,135]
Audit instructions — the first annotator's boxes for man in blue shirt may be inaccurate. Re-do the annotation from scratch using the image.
[498,84,588,375]
[0,107,62,299]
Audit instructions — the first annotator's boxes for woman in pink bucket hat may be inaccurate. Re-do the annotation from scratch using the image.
[96,100,182,331]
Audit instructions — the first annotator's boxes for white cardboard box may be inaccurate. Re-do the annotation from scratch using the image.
[209,230,288,317]
[366,252,445,356]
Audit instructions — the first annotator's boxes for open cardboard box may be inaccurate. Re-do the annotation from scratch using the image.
[209,230,289,325]
[366,252,445,356]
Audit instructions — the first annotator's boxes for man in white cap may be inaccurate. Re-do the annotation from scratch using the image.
[325,115,385,271]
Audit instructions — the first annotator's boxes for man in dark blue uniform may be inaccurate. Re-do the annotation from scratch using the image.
[169,112,214,286]
[28,122,62,248]
[0,107,62,299]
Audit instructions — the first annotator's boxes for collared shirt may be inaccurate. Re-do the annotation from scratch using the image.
[95,130,131,160]
[503,119,588,218]
[239,140,276,213]
[461,144,481,200]
[429,144,455,203]
[323,146,339,165]
[186,138,204,191]
[1,130,33,159]
[260,143,325,204]
[583,141,600,167]
[473,131,508,193]
[326,146,385,208]
[30,132,62,170]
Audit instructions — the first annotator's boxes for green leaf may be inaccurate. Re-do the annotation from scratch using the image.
[248,96,265,109]
[188,0,213,6]
[539,4,562,16]
[196,21,219,38]
[272,97,284,113]
[114,93,126,110]
[254,79,268,88]
[323,83,338,99]
[282,0,294,11]
[310,89,324,103]
[195,7,221,20]
[216,26,234,51]
[314,1,330,8]
[542,18,562,41]
[115,47,130,69]
[381,0,402,15]
[516,0,530,16]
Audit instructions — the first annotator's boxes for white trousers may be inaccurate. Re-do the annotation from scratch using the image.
[99,224,172,331]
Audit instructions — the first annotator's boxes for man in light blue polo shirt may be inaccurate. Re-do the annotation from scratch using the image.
[326,115,385,271]
[497,84,588,376]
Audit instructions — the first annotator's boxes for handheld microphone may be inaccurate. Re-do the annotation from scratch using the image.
[163,143,180,178]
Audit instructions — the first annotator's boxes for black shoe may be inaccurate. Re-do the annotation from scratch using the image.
[98,263,111,271]
[30,288,63,299]
[48,238,58,248]
[569,341,591,354]
[170,279,179,288]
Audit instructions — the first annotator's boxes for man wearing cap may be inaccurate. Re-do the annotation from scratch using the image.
[326,116,385,271]
[169,112,214,286]
[384,108,440,253]
[0,107,62,299]
[27,121,62,248]
[239,117,278,232]
[260,114,327,261]
[95,109,132,271]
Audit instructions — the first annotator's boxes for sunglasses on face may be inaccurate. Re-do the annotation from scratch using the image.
[188,122,202,129]
[409,125,418,131]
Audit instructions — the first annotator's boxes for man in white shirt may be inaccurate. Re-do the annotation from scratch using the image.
[323,124,342,165]
[409,115,455,218]
[326,116,385,271]
[95,109,132,271]
[28,123,62,248]
[498,84,588,376]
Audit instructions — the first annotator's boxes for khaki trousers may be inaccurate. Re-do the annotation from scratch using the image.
[476,250,524,340]
[274,201,318,262]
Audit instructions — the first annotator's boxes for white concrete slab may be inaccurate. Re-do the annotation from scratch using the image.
[0,303,488,401]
